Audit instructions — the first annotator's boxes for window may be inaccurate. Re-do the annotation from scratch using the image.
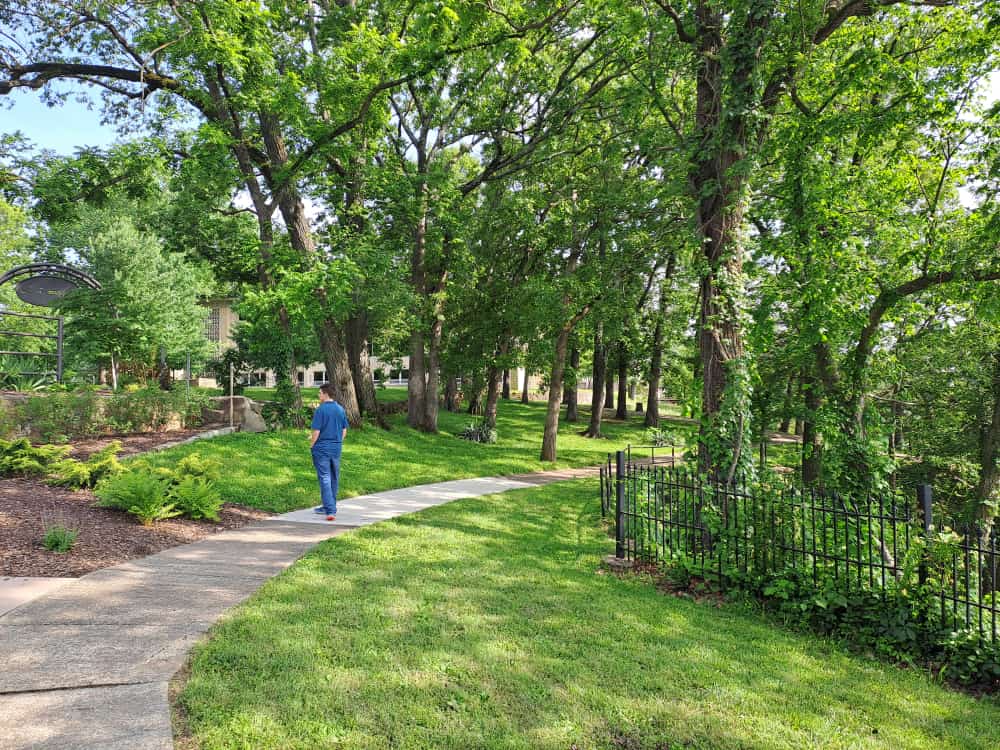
[297,371,304,384]
[205,308,221,343]
[312,370,326,384]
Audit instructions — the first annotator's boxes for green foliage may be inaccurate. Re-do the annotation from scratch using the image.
[41,524,78,553]
[0,400,18,439]
[0,438,68,476]
[170,475,223,521]
[54,215,212,383]
[105,386,189,432]
[19,387,206,440]
[260,377,309,430]
[663,535,1000,688]
[94,470,180,526]
[459,422,498,444]
[174,453,222,482]
[643,426,677,447]
[207,348,251,396]
[22,390,101,442]
[179,480,999,749]
[97,450,223,524]
[46,441,124,489]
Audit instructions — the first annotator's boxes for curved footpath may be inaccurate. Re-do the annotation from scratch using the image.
[0,466,598,750]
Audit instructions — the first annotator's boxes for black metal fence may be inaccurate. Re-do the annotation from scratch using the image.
[600,450,999,644]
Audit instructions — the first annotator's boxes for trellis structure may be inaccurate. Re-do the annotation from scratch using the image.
[0,263,101,383]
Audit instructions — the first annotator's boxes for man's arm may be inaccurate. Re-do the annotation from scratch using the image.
[342,428,347,440]
[310,429,320,448]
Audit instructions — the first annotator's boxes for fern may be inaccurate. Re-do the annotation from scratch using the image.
[95,470,179,526]
[171,475,223,521]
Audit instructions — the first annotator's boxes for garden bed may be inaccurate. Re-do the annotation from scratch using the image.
[0,430,272,578]
[0,478,270,577]
[65,429,207,459]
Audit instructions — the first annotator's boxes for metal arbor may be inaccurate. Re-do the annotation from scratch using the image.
[0,263,101,383]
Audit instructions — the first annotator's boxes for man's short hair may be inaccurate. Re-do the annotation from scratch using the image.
[319,383,335,398]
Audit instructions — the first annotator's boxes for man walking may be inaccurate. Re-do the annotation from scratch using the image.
[311,383,349,521]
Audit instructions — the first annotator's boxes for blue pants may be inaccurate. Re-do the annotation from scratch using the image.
[311,443,342,515]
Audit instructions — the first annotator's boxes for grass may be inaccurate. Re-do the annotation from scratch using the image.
[177,479,1000,749]
[145,398,667,513]
[214,386,412,403]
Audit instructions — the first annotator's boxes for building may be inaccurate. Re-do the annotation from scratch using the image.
[194,298,412,388]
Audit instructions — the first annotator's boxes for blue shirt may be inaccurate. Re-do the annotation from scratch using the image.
[311,400,348,444]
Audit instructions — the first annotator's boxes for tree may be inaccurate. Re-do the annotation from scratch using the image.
[57,217,211,388]
[640,0,984,479]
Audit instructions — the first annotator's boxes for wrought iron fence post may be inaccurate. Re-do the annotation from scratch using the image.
[918,484,932,585]
[56,316,64,383]
[615,450,625,559]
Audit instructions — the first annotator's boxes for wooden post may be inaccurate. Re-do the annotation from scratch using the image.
[229,362,235,429]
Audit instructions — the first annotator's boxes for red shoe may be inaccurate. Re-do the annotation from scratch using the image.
[326,515,336,521]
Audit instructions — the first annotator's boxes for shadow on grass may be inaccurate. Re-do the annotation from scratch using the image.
[179,480,998,750]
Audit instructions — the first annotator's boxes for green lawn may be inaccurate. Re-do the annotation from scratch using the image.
[177,479,999,749]
[145,399,662,512]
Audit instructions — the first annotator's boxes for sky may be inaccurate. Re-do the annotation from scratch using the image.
[0,89,121,154]
[2,72,998,156]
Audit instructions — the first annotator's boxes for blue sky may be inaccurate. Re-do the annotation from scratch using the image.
[3,72,998,157]
[1,90,120,154]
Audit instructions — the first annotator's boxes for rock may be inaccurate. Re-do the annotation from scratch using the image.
[207,397,267,433]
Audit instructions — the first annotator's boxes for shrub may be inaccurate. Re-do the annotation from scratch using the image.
[459,422,497,444]
[0,438,69,476]
[47,441,124,489]
[42,524,79,553]
[45,459,92,489]
[94,470,180,526]
[170,475,223,521]
[0,400,19,440]
[644,426,676,447]
[261,378,310,430]
[22,390,101,442]
[174,453,222,482]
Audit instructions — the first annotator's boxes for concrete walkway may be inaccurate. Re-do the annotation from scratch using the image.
[0,467,597,750]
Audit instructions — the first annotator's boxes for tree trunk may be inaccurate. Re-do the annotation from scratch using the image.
[422,310,444,433]
[975,347,1000,557]
[345,311,378,419]
[605,368,615,412]
[541,327,571,461]
[408,329,427,428]
[521,369,529,404]
[444,376,460,412]
[566,347,580,422]
[801,374,823,485]
[645,317,663,428]
[778,376,794,433]
[467,372,485,414]
[317,316,362,426]
[616,341,628,420]
[584,323,606,437]
[690,4,758,480]
[502,369,511,400]
[407,163,431,429]
[484,365,502,431]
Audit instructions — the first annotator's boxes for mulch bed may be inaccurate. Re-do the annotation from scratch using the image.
[65,429,208,460]
[0,431,271,578]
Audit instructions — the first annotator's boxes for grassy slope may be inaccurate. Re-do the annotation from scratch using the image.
[178,479,999,750]
[146,396,662,513]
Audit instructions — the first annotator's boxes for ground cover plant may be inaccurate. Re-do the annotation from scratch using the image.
[145,399,666,513]
[177,480,1000,750]
[41,523,78,553]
